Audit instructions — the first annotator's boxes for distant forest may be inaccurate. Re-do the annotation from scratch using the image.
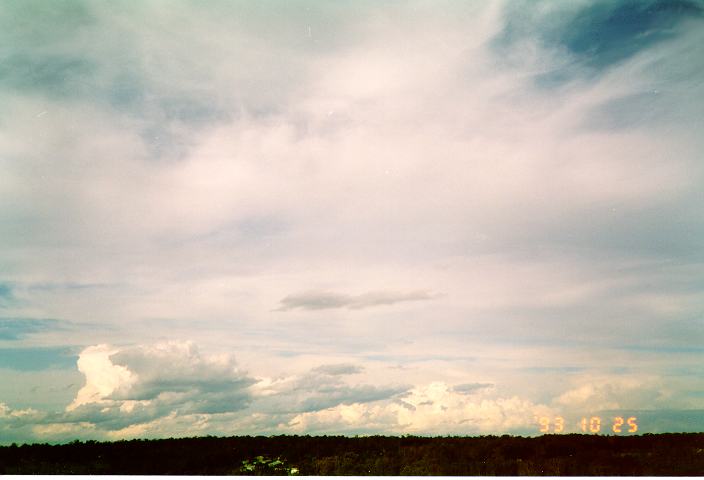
[2,433,704,475]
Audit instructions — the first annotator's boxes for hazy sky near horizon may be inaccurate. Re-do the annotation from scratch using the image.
[1,0,704,443]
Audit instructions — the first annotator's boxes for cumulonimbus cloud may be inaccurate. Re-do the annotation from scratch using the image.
[67,341,254,420]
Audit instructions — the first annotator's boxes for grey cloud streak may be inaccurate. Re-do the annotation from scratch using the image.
[277,290,438,311]
[313,363,364,376]
[452,383,495,394]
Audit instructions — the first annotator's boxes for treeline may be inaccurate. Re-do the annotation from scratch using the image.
[1,433,704,475]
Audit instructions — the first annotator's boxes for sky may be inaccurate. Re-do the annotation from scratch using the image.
[1,0,704,444]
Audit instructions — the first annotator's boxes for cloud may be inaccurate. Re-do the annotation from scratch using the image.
[285,381,549,435]
[313,363,364,376]
[66,342,254,429]
[67,344,136,411]
[3,338,704,442]
[452,383,495,395]
[3,346,408,441]
[552,374,677,412]
[277,290,438,311]
[0,403,42,421]
[1,0,703,443]
[0,402,47,444]
[251,364,409,414]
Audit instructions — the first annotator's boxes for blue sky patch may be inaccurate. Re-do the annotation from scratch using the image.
[558,0,702,68]
[0,53,96,98]
[497,0,703,87]
[0,317,63,341]
[0,346,77,371]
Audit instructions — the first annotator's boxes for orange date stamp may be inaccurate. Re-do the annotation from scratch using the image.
[536,415,638,434]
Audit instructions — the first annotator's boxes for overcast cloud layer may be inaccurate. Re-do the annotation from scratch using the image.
[1,0,704,443]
